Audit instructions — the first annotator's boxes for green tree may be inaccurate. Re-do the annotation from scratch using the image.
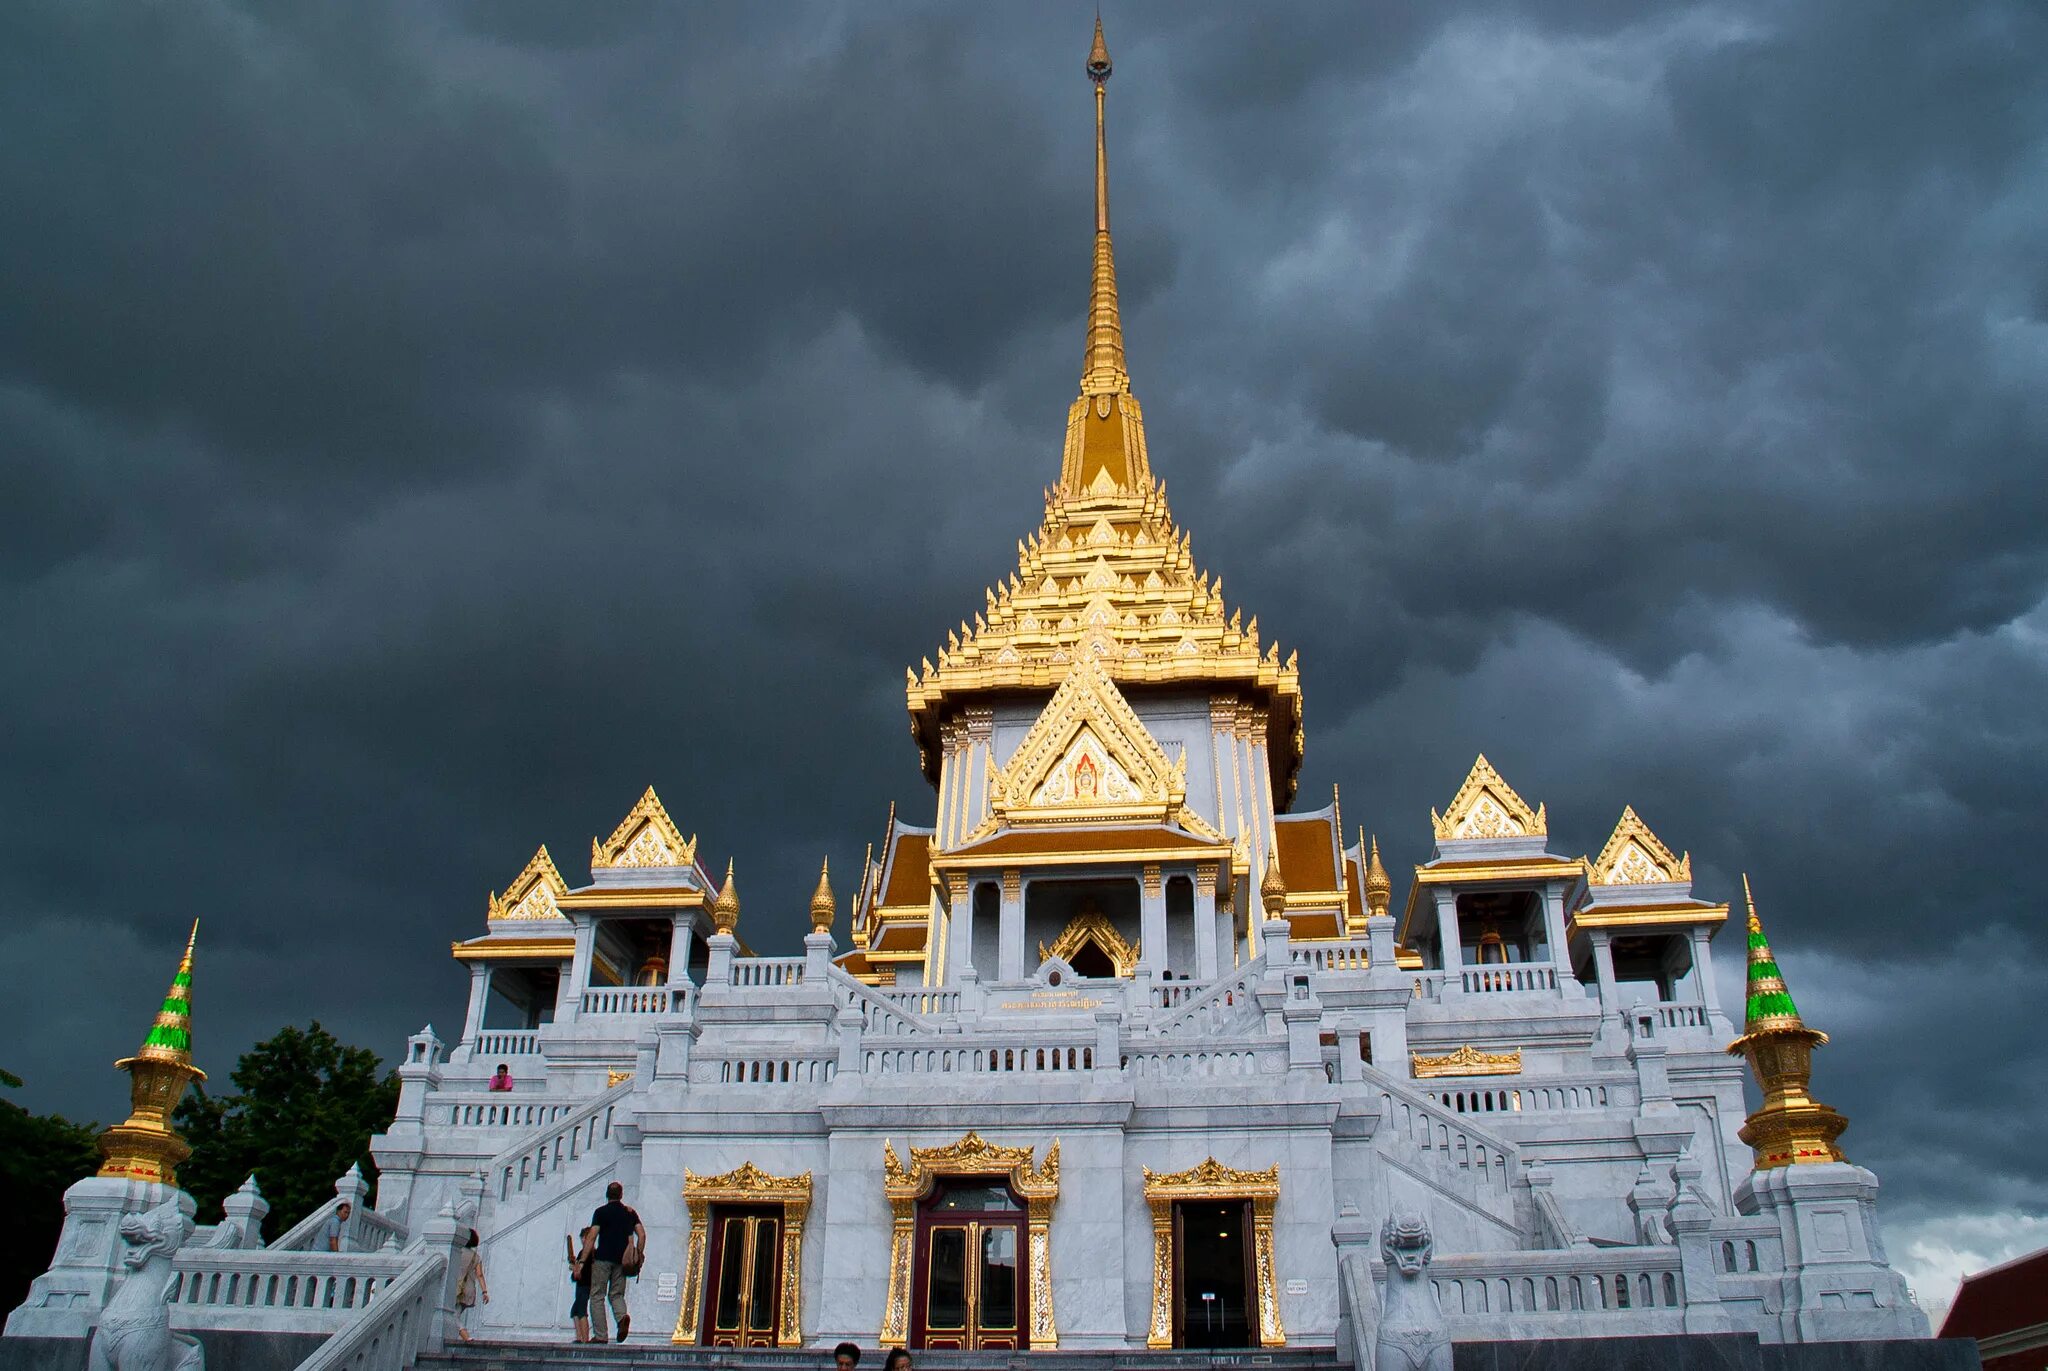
[174,1023,400,1241]
[0,1069,102,1318]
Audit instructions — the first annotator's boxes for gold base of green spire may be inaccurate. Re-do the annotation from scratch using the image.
[1727,879,1848,1170]
[98,921,206,1185]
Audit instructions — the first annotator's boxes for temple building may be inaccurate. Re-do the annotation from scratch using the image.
[6,21,1933,1360]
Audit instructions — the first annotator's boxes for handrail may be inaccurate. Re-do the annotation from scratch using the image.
[483,1079,634,1204]
[271,1198,407,1254]
[1149,957,1265,1038]
[829,967,939,1037]
[294,1248,446,1371]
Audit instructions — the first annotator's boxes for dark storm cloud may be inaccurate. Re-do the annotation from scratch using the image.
[4,0,2045,1306]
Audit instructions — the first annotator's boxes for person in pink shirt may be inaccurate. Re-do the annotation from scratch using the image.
[487,1063,514,1092]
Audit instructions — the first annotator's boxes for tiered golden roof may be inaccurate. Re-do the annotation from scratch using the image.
[904,15,1302,803]
[100,922,206,1185]
[1728,877,1849,1169]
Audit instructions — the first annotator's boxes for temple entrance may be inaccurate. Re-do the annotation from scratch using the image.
[700,1204,783,1347]
[911,1178,1027,1350]
[1173,1200,1254,1348]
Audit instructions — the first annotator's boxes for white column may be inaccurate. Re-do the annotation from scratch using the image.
[459,964,490,1045]
[949,878,976,982]
[1140,865,1167,974]
[998,870,1024,981]
[1433,889,1462,970]
[1691,926,1721,1011]
[560,918,597,1021]
[1193,864,1220,981]
[667,916,695,990]
[941,874,969,987]
[1589,929,1619,1009]
[1541,885,1580,991]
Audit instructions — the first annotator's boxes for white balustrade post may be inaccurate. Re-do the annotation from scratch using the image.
[219,1175,269,1248]
[1333,1015,1365,1084]
[1093,1004,1121,1081]
[805,930,834,983]
[836,1003,864,1076]
[705,932,735,986]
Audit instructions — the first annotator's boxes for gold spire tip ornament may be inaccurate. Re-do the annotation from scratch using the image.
[1260,845,1288,919]
[809,858,837,935]
[100,919,207,1185]
[711,859,741,935]
[1364,834,1392,918]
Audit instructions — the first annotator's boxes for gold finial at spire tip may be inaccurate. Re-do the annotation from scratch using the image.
[1088,15,1111,83]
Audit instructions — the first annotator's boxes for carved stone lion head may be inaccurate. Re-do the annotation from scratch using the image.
[1379,1212,1434,1276]
[117,1195,196,1268]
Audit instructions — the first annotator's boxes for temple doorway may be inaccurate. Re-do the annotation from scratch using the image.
[699,1204,783,1347]
[1173,1200,1254,1348]
[911,1177,1028,1350]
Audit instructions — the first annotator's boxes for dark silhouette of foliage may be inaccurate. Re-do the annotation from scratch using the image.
[0,1069,101,1317]
[174,1023,400,1241]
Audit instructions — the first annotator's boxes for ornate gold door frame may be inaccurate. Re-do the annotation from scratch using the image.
[881,1131,1060,1349]
[1142,1158,1284,1348]
[672,1162,813,1347]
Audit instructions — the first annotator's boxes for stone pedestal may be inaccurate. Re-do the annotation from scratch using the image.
[5,1180,190,1339]
[1735,1162,1928,1342]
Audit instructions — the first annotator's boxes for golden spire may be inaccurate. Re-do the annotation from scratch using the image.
[1364,834,1392,919]
[1727,876,1848,1169]
[809,858,837,935]
[1083,15,1125,395]
[1260,845,1288,920]
[100,920,208,1185]
[711,859,741,935]
[1060,15,1151,498]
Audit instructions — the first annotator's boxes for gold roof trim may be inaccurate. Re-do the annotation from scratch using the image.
[685,1161,814,1205]
[1588,806,1692,886]
[1411,1044,1524,1079]
[591,786,698,870]
[1038,909,1140,977]
[1568,902,1729,932]
[489,845,568,921]
[1432,754,1546,841]
[451,936,575,962]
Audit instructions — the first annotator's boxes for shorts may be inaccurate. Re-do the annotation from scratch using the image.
[570,1280,592,1319]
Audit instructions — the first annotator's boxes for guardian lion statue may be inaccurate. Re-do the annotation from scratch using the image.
[1374,1213,1450,1371]
[88,1196,203,1371]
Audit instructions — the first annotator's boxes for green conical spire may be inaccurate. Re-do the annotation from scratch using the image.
[1740,876,1814,1038]
[136,920,198,1063]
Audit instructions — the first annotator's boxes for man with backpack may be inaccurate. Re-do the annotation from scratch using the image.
[586,1181,645,1343]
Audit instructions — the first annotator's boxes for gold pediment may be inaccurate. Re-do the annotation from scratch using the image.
[1411,1044,1524,1078]
[684,1161,814,1204]
[976,658,1189,834]
[489,845,568,921]
[1038,909,1140,977]
[1588,806,1691,886]
[1431,754,1546,841]
[592,786,698,870]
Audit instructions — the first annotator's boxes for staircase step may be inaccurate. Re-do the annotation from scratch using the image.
[422,1342,1340,1371]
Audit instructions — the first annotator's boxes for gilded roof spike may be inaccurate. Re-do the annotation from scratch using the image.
[711,859,741,935]
[1365,835,1392,918]
[1260,844,1289,920]
[809,858,837,935]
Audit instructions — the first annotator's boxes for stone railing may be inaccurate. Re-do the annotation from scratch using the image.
[1423,1076,1627,1117]
[1149,959,1265,1037]
[169,1250,414,1332]
[294,1248,446,1371]
[427,1095,580,1131]
[271,1197,408,1254]
[1125,1040,1276,1081]
[1291,937,1371,973]
[579,986,678,1016]
[1460,963,1558,994]
[878,986,960,1016]
[864,1038,1097,1077]
[730,957,805,988]
[708,1054,838,1085]
[1410,970,1447,1001]
[1645,1000,1712,1031]
[1366,1069,1522,1233]
[1423,1248,1687,1336]
[830,969,938,1037]
[1150,979,1201,1009]
[472,1029,541,1057]
[489,1080,633,1203]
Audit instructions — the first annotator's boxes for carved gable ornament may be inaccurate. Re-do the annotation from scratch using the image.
[1431,754,1546,841]
[1038,909,1140,977]
[1589,806,1691,887]
[979,658,1196,833]
[591,785,698,870]
[489,845,568,921]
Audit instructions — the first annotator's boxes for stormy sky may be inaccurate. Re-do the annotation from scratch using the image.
[4,0,2044,1314]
